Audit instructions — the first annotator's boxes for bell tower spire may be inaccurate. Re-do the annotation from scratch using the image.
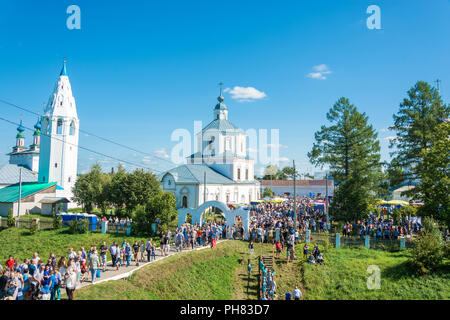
[213,82,228,120]
[38,58,79,204]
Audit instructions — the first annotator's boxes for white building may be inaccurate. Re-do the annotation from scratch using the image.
[0,60,80,216]
[6,117,41,172]
[38,59,80,206]
[161,89,260,209]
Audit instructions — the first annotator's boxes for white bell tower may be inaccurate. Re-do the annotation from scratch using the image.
[38,59,79,203]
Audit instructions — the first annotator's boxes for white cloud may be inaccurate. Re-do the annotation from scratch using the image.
[267,143,288,149]
[154,148,169,159]
[379,136,396,142]
[278,157,289,162]
[307,64,332,80]
[224,86,267,102]
[379,128,390,133]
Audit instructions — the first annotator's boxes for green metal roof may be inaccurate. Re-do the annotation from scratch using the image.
[0,182,57,203]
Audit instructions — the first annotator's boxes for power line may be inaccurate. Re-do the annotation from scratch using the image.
[0,98,177,167]
[0,115,161,173]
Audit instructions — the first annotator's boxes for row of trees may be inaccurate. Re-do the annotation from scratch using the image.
[72,164,177,234]
[261,165,313,180]
[308,81,449,225]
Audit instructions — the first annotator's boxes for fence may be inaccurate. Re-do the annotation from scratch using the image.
[0,217,132,235]
[305,232,415,250]
[0,218,54,230]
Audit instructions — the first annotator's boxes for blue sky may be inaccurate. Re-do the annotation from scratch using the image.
[0,0,449,176]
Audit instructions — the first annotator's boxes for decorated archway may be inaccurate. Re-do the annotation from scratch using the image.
[177,200,250,239]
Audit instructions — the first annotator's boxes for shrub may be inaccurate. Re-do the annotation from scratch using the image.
[7,210,15,228]
[67,219,89,234]
[322,235,332,252]
[411,217,445,274]
[68,220,79,234]
[53,213,62,230]
[29,220,38,235]
[79,219,89,234]
[444,241,450,259]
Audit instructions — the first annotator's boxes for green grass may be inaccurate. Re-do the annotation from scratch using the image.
[76,241,244,300]
[301,245,450,300]
[0,227,158,263]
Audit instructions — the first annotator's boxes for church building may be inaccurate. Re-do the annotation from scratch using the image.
[160,88,260,209]
[0,60,80,215]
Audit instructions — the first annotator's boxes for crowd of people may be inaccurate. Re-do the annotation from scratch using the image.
[259,259,276,300]
[0,195,433,301]
[0,237,162,300]
[342,213,423,240]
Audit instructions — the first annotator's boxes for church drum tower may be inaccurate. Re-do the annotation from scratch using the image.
[38,59,79,205]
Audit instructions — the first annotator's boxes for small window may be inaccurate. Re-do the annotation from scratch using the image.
[68,177,71,182]
[168,179,171,186]
[55,163,58,168]
[237,168,241,180]
[69,121,75,135]
[246,169,249,180]
[57,119,63,134]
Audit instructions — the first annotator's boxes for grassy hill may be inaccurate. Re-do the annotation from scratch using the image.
[76,240,450,300]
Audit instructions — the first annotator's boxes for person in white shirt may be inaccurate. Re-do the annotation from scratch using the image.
[293,287,302,300]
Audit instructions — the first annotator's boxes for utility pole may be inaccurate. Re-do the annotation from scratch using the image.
[293,160,297,231]
[17,167,22,226]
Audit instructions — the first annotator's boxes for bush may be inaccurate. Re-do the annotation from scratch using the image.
[29,220,38,235]
[53,214,62,230]
[79,219,89,234]
[262,187,274,198]
[444,241,450,259]
[7,210,15,228]
[68,218,90,234]
[411,217,445,274]
[322,235,332,252]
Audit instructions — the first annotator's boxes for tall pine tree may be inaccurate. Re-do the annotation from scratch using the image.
[308,97,381,221]
[389,81,449,221]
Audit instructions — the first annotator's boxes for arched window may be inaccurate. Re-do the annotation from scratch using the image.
[182,196,188,208]
[69,121,75,135]
[56,119,63,134]
[245,169,249,180]
[237,168,241,180]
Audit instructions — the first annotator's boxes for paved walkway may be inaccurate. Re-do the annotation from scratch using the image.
[78,240,226,289]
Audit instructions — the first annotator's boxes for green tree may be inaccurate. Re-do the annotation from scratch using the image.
[106,164,128,215]
[72,163,102,212]
[308,97,382,221]
[7,209,15,228]
[415,122,450,226]
[72,163,113,214]
[262,187,274,198]
[386,158,406,189]
[123,169,161,214]
[277,166,296,180]
[389,81,449,216]
[263,164,279,180]
[133,192,177,235]
[412,217,445,274]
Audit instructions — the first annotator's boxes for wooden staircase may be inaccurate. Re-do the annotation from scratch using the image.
[261,255,274,269]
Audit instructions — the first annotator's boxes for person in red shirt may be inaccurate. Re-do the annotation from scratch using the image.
[275,241,282,259]
[5,255,15,270]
